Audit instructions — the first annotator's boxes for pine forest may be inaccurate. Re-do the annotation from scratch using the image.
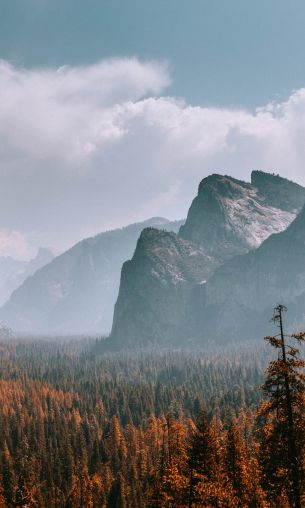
[0,306,304,507]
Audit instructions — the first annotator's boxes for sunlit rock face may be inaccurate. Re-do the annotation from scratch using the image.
[179,171,305,261]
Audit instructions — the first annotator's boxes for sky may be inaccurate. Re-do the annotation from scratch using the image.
[1,0,305,259]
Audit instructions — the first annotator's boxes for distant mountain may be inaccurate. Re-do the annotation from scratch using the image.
[0,248,54,306]
[109,171,305,348]
[0,218,184,334]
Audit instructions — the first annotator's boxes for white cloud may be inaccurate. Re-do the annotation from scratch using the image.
[0,58,170,162]
[1,57,305,255]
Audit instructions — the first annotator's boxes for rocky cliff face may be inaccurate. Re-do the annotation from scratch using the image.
[203,203,305,342]
[179,171,304,261]
[109,228,217,347]
[109,171,305,348]
[0,218,183,334]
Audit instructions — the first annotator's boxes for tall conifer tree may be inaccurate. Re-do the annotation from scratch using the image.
[257,305,305,508]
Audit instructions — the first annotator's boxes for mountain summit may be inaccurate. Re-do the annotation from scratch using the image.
[179,171,302,261]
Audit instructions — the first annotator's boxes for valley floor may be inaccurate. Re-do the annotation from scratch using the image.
[0,338,303,507]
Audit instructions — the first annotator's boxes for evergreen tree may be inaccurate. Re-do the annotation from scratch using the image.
[257,304,305,508]
[0,485,7,508]
[13,475,37,507]
[2,444,15,506]
[223,418,249,507]
[187,410,216,507]
[107,473,127,508]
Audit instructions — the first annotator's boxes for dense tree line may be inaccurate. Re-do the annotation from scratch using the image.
[0,331,303,506]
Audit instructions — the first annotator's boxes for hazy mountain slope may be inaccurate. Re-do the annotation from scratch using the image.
[0,258,26,306]
[0,218,184,334]
[0,248,54,306]
[109,228,217,348]
[110,171,305,348]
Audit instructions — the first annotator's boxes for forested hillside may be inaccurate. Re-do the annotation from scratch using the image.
[0,326,303,507]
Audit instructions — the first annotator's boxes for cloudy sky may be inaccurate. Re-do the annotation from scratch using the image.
[2,0,305,259]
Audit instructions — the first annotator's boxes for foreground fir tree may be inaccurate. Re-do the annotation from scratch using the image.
[257,305,305,508]
[0,486,7,508]
[187,410,217,507]
[223,417,250,506]
[13,475,37,507]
